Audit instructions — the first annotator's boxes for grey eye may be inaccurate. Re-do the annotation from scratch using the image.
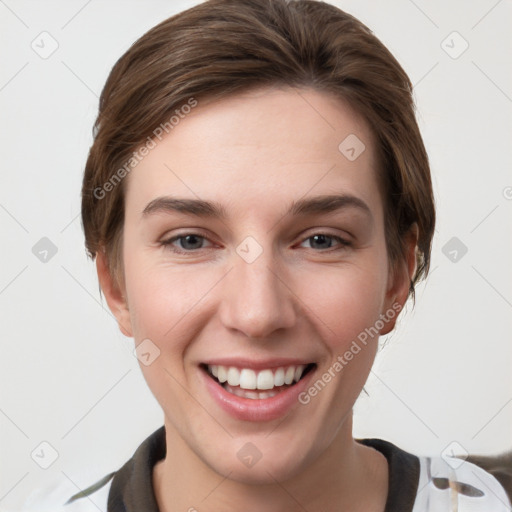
[178,234,204,250]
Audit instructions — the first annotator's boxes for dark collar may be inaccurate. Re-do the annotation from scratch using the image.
[108,425,166,511]
[107,426,420,512]
[356,437,420,512]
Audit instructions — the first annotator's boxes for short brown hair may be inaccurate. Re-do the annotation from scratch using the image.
[81,0,435,299]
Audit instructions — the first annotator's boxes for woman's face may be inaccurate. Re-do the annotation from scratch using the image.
[100,86,412,482]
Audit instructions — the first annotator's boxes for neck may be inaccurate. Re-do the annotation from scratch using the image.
[153,413,389,512]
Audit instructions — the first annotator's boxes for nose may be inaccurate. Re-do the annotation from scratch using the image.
[219,246,296,339]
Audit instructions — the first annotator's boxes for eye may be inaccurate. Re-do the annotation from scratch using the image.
[161,233,213,253]
[299,233,351,251]
[160,231,351,254]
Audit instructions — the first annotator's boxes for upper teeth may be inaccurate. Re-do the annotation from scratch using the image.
[208,365,307,390]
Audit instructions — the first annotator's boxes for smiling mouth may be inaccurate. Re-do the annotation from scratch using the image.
[202,363,316,400]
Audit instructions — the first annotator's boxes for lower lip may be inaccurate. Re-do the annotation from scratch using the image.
[200,367,315,422]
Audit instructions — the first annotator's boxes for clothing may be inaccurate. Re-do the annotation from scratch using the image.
[23,426,512,511]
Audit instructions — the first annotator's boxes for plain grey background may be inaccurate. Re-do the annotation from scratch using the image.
[1,0,511,509]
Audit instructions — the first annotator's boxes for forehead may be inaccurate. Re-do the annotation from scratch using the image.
[124,86,382,220]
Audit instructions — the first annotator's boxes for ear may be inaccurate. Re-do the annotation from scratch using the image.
[96,249,133,338]
[379,223,419,335]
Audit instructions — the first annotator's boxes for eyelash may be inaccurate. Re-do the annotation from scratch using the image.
[160,232,352,254]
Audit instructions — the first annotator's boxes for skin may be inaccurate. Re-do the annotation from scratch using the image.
[97,86,418,512]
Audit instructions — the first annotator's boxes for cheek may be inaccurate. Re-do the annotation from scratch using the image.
[297,261,388,351]
[122,254,214,406]
[127,270,192,339]
[123,247,219,345]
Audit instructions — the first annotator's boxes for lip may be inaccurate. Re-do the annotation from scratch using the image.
[200,362,316,422]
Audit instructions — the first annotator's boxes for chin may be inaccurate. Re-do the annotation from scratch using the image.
[215,458,306,486]
[202,438,315,485]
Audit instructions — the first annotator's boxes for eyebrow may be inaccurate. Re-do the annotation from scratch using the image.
[141,194,372,220]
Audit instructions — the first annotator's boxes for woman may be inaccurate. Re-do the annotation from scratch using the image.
[49,0,512,510]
